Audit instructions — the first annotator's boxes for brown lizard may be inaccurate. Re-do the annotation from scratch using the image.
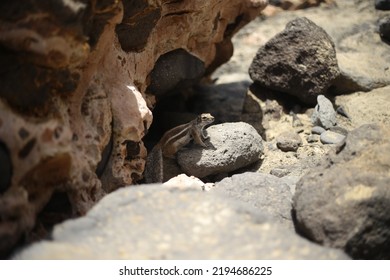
[144,113,214,183]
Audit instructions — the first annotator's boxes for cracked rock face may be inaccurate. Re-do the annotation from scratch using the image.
[0,0,267,256]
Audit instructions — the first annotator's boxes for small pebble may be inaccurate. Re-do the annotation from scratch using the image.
[311,95,337,129]
[276,131,302,152]
[307,135,319,143]
[320,131,346,144]
[270,168,290,178]
[312,126,326,135]
[329,126,349,136]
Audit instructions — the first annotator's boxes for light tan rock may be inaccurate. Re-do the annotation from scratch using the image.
[335,86,390,130]
[0,0,267,256]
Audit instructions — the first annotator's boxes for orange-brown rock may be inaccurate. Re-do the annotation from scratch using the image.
[0,0,267,256]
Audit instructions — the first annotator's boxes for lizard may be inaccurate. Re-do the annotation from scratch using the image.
[144,113,215,183]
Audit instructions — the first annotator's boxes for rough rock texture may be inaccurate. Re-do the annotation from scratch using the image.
[379,16,390,43]
[0,0,267,257]
[335,86,390,130]
[163,174,214,191]
[177,122,264,178]
[14,184,349,260]
[319,130,345,145]
[214,172,296,229]
[293,124,390,259]
[276,130,302,152]
[216,0,390,95]
[311,95,337,129]
[312,126,326,135]
[249,17,340,104]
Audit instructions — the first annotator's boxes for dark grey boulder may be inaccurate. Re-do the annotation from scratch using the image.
[249,17,340,104]
[375,0,390,10]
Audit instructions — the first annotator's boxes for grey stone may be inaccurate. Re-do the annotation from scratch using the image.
[306,135,319,143]
[375,0,390,10]
[311,126,326,135]
[217,1,390,96]
[214,172,294,229]
[330,11,390,94]
[14,184,349,260]
[293,124,390,259]
[379,16,390,43]
[249,17,340,104]
[177,122,263,178]
[329,126,348,136]
[276,131,302,152]
[311,95,337,129]
[320,131,346,144]
[270,168,291,178]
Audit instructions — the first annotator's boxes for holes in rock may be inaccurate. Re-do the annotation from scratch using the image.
[34,191,72,237]
[18,128,30,140]
[0,141,12,193]
[124,140,141,160]
[18,138,36,159]
[54,126,62,139]
[146,48,205,96]
[72,133,79,141]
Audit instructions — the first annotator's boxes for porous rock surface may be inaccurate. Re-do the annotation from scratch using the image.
[293,124,390,259]
[249,17,340,104]
[311,95,337,129]
[212,0,390,259]
[177,122,264,178]
[0,0,267,257]
[216,0,390,96]
[276,130,302,152]
[13,184,349,260]
[335,86,390,130]
[214,172,297,230]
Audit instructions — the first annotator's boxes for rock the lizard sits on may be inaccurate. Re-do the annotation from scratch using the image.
[144,113,215,183]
